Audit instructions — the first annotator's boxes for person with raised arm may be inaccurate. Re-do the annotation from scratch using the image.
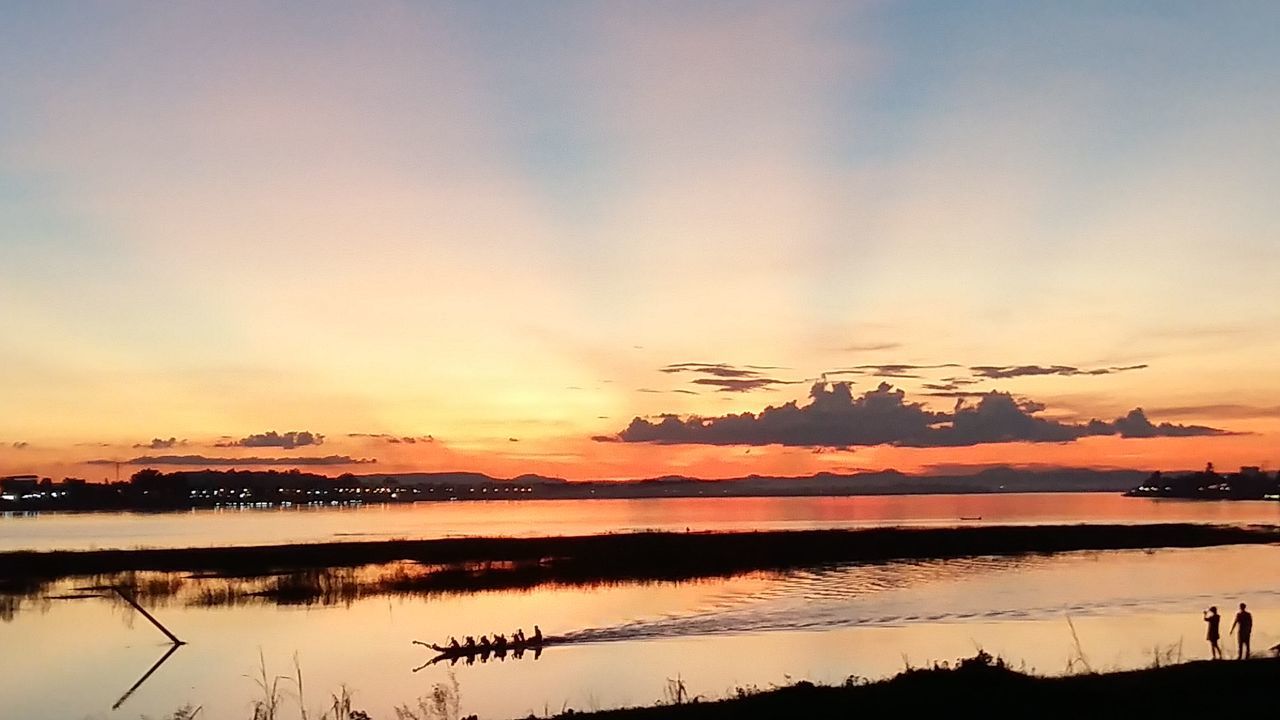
[1204,606,1222,659]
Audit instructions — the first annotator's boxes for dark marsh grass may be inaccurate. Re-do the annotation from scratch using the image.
[3,524,1279,609]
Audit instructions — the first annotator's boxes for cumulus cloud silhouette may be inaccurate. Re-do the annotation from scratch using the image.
[1109,408,1225,438]
[217,430,324,450]
[87,454,373,466]
[617,382,944,446]
[134,437,185,449]
[608,382,1227,448]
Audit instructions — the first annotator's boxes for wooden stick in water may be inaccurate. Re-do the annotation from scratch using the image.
[113,586,185,645]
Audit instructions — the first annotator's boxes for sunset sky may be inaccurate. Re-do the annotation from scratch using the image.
[2,1,1278,481]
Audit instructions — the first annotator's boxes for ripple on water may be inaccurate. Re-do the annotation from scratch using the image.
[558,547,1280,644]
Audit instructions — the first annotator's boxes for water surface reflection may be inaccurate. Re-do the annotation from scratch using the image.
[3,493,1278,552]
[4,544,1278,719]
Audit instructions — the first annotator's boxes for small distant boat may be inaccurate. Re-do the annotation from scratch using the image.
[959,516,982,521]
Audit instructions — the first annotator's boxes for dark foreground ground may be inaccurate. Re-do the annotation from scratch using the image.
[3,523,1279,601]
[555,655,1280,719]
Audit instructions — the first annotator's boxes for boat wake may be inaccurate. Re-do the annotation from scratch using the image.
[554,549,1280,646]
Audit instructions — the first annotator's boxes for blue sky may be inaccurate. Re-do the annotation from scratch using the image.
[2,1,1278,478]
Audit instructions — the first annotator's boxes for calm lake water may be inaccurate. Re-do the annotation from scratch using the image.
[4,544,1279,720]
[3,493,1280,551]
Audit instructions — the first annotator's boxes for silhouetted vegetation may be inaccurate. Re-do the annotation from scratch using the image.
[0,469,421,511]
[158,653,1280,719]
[4,524,1280,607]
[1,465,1155,513]
[553,655,1280,718]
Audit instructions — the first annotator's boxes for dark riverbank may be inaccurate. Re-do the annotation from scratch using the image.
[3,523,1279,599]
[556,654,1280,719]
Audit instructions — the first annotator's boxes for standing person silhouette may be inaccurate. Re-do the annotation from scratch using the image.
[1230,603,1253,659]
[1204,606,1222,659]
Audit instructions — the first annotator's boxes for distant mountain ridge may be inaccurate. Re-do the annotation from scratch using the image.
[352,466,1149,497]
[0,465,1154,512]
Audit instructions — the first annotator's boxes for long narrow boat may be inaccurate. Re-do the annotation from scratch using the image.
[413,638,553,665]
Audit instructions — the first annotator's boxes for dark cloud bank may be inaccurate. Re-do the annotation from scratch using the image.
[609,382,1227,448]
[217,430,324,449]
[88,455,374,467]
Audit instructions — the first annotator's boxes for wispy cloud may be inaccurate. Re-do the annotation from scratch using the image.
[660,362,796,393]
[1146,404,1280,420]
[968,364,1148,379]
[348,433,435,444]
[840,342,902,353]
[826,364,962,379]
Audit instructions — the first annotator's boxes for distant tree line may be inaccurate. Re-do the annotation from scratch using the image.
[1127,464,1280,500]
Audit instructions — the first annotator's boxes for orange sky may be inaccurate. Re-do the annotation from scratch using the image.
[3,3,1279,481]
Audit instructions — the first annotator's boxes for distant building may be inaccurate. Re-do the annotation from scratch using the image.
[1,475,39,492]
[1,474,39,499]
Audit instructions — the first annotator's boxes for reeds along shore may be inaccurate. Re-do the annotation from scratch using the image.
[2,523,1279,602]
[558,654,1280,719]
[164,653,1280,720]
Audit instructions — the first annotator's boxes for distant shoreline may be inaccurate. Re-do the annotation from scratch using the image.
[0,466,1150,513]
[4,523,1278,601]
[5,485,1275,521]
[0,487,1137,518]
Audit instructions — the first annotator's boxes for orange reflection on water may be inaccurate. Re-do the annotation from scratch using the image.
[4,493,1280,552]
[4,545,1279,719]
